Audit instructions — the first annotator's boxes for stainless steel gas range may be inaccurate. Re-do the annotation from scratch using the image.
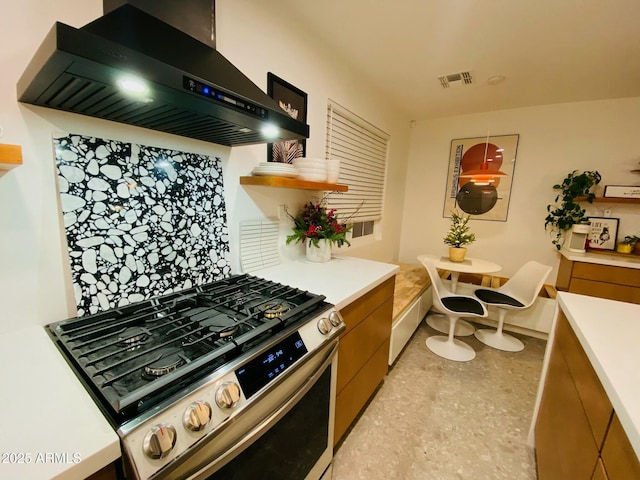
[46,274,344,480]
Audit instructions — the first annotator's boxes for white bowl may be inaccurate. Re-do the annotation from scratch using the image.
[293,158,327,169]
[298,172,328,182]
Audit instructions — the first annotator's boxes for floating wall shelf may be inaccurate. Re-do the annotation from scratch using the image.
[576,196,640,204]
[239,176,348,192]
[0,144,23,170]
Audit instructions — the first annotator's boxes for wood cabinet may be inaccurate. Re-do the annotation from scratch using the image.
[556,255,640,305]
[334,276,395,445]
[535,311,640,479]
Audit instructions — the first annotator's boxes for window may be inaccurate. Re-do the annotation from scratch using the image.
[325,100,389,238]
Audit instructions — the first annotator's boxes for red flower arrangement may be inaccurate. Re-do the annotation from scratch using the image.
[286,202,351,248]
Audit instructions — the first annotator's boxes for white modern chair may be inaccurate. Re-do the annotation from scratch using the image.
[473,260,552,352]
[419,256,488,362]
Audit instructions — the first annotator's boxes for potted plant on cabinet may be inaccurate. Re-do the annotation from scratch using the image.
[544,170,601,250]
[616,235,640,254]
[444,210,476,262]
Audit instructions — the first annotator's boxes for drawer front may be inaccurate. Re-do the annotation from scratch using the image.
[590,458,607,480]
[389,298,420,364]
[418,287,433,319]
[535,334,600,480]
[569,278,640,305]
[337,297,393,393]
[556,312,613,448]
[601,414,640,479]
[572,262,640,288]
[340,276,395,334]
[334,341,389,445]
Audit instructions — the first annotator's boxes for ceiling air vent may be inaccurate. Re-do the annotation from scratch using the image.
[438,71,474,88]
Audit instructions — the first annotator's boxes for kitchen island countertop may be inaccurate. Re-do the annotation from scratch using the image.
[0,326,120,480]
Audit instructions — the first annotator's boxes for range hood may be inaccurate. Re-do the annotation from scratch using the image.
[17,5,309,146]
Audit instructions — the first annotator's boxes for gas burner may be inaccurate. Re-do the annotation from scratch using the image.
[144,351,186,378]
[199,313,240,338]
[118,326,150,350]
[260,301,294,319]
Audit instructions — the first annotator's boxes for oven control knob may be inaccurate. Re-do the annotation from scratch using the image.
[317,317,333,335]
[143,423,177,459]
[215,382,241,409]
[328,311,342,327]
[183,401,212,431]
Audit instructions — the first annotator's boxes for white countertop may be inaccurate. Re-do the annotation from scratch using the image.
[0,256,397,479]
[0,326,120,480]
[255,255,400,310]
[560,248,640,269]
[556,292,640,458]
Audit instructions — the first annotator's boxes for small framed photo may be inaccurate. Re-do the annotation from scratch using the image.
[267,73,307,163]
[586,217,619,251]
[603,185,640,199]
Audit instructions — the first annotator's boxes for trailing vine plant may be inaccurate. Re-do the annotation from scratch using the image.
[544,170,601,250]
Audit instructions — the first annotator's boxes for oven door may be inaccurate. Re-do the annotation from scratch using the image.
[158,339,338,480]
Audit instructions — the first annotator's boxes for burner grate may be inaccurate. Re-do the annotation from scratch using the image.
[47,274,327,420]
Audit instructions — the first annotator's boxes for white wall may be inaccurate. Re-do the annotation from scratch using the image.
[399,97,640,281]
[0,0,410,334]
[216,0,411,265]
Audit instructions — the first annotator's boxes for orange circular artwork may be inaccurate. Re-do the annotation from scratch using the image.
[459,142,503,188]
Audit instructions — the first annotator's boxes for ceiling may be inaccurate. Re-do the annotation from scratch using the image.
[275,0,640,120]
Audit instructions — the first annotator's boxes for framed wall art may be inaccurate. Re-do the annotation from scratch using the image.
[267,72,307,163]
[443,134,519,222]
[586,216,619,251]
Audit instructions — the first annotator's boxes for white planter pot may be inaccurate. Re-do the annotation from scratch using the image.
[306,239,332,262]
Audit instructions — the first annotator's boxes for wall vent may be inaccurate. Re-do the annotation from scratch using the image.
[438,70,474,88]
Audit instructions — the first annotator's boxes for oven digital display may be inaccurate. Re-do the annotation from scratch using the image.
[235,332,308,399]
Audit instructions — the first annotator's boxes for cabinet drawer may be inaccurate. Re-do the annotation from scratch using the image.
[340,277,395,334]
[572,262,640,288]
[569,278,640,305]
[556,312,613,448]
[601,414,640,479]
[535,332,600,480]
[337,297,393,393]
[590,459,607,480]
[334,340,389,445]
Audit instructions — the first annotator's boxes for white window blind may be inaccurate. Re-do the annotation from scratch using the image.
[325,101,389,223]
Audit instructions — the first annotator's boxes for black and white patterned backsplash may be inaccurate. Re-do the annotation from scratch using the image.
[54,133,230,316]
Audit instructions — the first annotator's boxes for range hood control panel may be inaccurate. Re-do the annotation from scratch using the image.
[184,76,268,119]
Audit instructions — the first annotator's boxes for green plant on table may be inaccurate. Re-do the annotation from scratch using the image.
[544,170,601,250]
[443,210,476,248]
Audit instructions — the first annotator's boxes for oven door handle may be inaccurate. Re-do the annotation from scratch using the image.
[179,340,338,480]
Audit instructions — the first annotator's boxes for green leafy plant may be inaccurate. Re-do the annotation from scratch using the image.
[286,202,352,248]
[544,170,601,250]
[621,235,640,246]
[443,210,476,247]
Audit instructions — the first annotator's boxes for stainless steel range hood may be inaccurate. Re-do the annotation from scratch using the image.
[17,5,309,146]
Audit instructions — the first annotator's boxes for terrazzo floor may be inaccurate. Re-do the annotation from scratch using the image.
[332,314,547,480]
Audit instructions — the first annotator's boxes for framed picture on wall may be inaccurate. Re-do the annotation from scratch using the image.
[267,72,307,163]
[442,134,519,222]
[586,216,619,251]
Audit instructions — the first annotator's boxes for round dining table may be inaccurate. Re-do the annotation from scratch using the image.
[418,254,502,336]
